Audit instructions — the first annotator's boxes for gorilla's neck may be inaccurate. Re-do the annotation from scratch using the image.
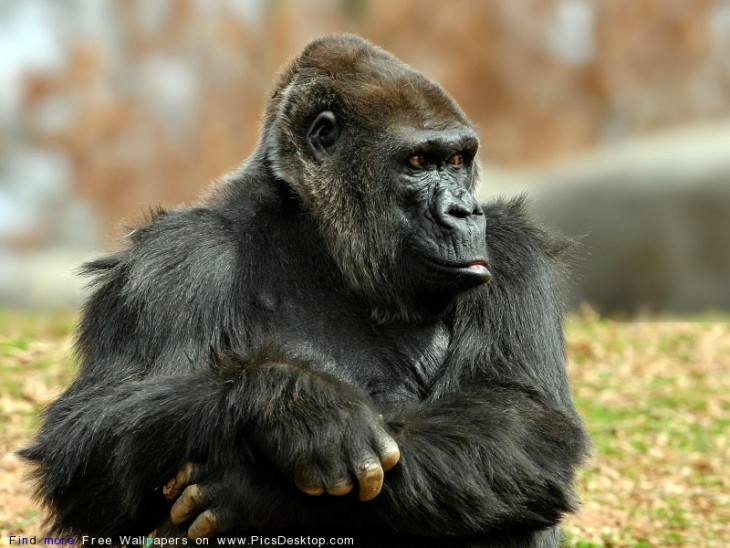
[218,162,457,327]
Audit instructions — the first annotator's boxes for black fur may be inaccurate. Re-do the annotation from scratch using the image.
[22,35,588,547]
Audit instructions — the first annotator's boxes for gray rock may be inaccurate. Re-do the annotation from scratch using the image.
[477,124,730,314]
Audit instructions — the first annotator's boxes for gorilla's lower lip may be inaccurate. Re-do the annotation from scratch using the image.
[423,257,492,283]
[466,261,491,280]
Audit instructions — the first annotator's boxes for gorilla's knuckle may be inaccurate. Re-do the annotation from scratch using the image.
[356,458,382,476]
[183,484,204,506]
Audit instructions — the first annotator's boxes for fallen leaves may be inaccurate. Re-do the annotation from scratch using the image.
[563,317,730,547]
[0,312,728,545]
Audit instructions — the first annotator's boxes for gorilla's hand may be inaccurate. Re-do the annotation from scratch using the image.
[265,398,401,502]
[158,353,401,539]
[159,461,254,539]
[161,423,399,540]
[218,351,401,502]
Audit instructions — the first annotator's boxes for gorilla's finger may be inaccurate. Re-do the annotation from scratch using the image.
[327,477,354,496]
[314,447,353,496]
[294,464,325,496]
[295,479,325,496]
[163,462,196,501]
[187,504,240,540]
[170,484,211,524]
[356,460,384,501]
[323,465,353,496]
[374,433,400,472]
[187,509,217,540]
[154,518,188,540]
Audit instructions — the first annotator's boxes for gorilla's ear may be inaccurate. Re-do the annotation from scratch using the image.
[307,111,341,161]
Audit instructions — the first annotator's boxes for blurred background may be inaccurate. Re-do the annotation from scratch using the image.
[1,0,729,314]
[2,3,730,545]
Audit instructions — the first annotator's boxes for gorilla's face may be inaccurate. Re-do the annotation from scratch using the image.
[389,127,489,294]
[266,35,490,321]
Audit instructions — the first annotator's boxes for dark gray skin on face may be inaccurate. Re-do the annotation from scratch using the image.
[21,34,588,547]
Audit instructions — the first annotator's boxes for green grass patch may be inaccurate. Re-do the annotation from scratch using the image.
[0,310,728,546]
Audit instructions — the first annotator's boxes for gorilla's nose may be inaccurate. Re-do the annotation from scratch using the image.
[447,199,479,219]
[435,189,482,227]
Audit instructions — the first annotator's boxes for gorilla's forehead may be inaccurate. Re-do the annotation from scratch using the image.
[284,34,474,130]
[350,75,470,131]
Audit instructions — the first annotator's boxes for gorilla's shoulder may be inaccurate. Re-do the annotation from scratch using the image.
[482,195,573,280]
[81,206,238,305]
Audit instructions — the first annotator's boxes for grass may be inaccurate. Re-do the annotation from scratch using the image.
[0,309,728,546]
[562,310,729,547]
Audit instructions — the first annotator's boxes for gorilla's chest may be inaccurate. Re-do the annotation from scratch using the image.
[242,287,450,404]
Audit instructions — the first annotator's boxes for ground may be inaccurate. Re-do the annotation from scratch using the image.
[0,309,728,547]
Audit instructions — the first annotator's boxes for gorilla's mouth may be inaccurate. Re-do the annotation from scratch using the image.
[421,256,492,285]
[466,261,492,280]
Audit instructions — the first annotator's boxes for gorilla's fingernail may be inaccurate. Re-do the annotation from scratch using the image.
[163,479,175,495]
[188,510,217,540]
[327,481,353,496]
[296,479,325,496]
[358,465,384,501]
[381,446,401,471]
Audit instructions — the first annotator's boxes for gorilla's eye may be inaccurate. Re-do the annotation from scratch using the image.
[448,154,464,166]
[408,155,425,168]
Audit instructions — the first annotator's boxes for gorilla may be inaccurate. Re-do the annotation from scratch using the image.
[22,35,588,547]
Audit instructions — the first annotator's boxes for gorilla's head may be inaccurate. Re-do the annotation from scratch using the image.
[262,34,489,322]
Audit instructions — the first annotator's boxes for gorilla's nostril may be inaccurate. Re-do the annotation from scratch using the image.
[447,203,472,219]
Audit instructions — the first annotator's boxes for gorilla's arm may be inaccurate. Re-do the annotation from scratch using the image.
[167,347,586,540]
[371,199,588,536]
[163,384,585,540]
[21,353,394,537]
[20,209,395,537]
[372,386,587,537]
[170,200,589,539]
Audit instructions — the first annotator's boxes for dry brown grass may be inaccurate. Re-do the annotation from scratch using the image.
[563,312,730,547]
[0,310,728,546]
